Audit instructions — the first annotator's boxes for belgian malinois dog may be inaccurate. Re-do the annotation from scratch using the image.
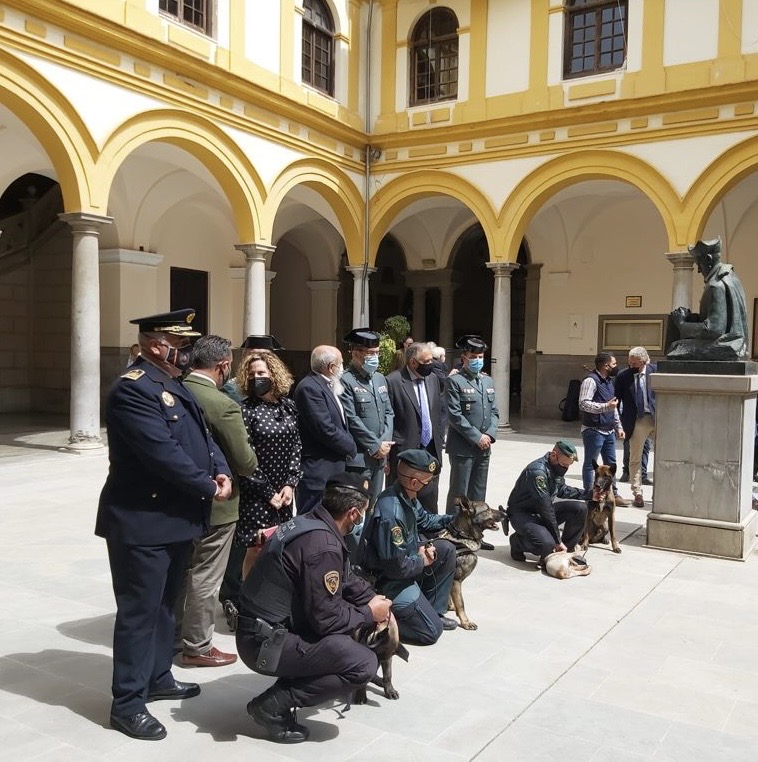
[438,497,506,630]
[581,461,621,553]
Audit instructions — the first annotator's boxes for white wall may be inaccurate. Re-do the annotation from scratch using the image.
[486,0,531,97]
[664,0,718,66]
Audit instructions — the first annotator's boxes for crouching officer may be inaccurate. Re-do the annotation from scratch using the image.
[236,473,391,744]
[358,449,458,645]
[507,440,589,564]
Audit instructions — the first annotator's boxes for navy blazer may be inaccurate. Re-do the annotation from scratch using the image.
[615,363,657,439]
[96,359,230,545]
[293,372,357,490]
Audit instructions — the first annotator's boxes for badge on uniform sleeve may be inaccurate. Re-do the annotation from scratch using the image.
[391,526,403,546]
[535,475,547,493]
[121,369,144,380]
[161,391,175,407]
[324,571,340,595]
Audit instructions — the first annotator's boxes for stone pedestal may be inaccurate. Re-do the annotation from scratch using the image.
[647,372,758,560]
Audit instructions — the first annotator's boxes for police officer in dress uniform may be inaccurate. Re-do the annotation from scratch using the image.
[95,309,233,741]
[507,440,589,563]
[445,335,500,515]
[339,328,394,505]
[358,449,458,645]
[236,473,391,744]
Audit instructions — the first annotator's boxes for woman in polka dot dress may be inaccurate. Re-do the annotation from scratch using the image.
[235,350,302,578]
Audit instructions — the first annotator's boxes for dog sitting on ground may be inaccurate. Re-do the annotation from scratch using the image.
[351,613,409,705]
[437,496,506,630]
[542,551,592,579]
[581,460,621,553]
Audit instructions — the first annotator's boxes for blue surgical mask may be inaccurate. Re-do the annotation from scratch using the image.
[468,358,484,374]
[362,355,379,375]
[351,512,365,538]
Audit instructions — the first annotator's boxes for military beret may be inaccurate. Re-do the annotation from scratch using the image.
[129,308,201,337]
[455,334,488,352]
[325,471,371,498]
[555,440,578,461]
[343,328,381,348]
[397,448,440,475]
[241,334,283,351]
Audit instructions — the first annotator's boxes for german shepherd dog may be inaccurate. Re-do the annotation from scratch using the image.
[581,461,621,553]
[351,614,409,705]
[437,497,506,630]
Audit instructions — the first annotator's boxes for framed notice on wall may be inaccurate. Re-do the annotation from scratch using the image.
[598,314,667,352]
[625,295,642,308]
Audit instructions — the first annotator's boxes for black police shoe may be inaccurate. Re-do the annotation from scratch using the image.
[509,533,526,562]
[619,471,630,483]
[479,540,495,551]
[110,711,167,741]
[147,680,201,702]
[440,615,458,631]
[248,687,310,744]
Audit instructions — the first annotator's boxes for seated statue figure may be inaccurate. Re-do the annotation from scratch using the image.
[665,237,748,361]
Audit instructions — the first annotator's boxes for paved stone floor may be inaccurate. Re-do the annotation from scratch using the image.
[3,414,758,760]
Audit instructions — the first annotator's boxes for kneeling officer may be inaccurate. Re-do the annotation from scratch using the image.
[236,473,391,743]
[358,449,458,645]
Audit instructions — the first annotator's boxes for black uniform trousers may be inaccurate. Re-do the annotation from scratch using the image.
[106,538,192,718]
[509,500,587,558]
[236,630,377,708]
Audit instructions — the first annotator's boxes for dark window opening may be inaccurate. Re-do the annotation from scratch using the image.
[302,0,335,96]
[564,0,627,78]
[159,0,211,36]
[411,8,459,106]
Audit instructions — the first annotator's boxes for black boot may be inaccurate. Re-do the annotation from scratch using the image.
[509,533,526,562]
[248,685,309,744]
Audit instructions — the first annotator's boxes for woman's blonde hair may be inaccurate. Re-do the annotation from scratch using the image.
[236,350,294,399]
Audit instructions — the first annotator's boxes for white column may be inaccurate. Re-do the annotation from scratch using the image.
[411,286,426,341]
[265,270,276,333]
[486,261,520,435]
[666,251,695,310]
[236,243,274,337]
[345,265,377,328]
[60,211,112,449]
[307,280,340,346]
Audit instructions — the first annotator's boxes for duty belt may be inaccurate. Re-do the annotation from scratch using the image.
[236,615,289,675]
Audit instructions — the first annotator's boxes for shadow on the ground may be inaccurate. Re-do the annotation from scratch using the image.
[58,613,115,648]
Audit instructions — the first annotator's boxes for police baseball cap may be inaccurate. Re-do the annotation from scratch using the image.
[130,308,201,337]
[325,471,371,498]
[455,334,488,352]
[241,334,283,351]
[555,440,578,461]
[397,449,440,475]
[343,328,381,348]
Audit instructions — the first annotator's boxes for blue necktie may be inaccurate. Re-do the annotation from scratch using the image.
[635,373,646,416]
[416,379,432,447]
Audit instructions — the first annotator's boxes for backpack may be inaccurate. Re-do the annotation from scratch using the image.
[559,379,581,422]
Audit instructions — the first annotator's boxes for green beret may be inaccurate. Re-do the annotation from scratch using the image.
[325,471,371,498]
[555,440,578,461]
[397,448,440,475]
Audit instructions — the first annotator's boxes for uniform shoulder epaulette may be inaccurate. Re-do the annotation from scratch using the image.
[121,369,145,380]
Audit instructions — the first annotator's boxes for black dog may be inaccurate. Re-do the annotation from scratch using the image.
[351,614,409,705]
[438,497,506,630]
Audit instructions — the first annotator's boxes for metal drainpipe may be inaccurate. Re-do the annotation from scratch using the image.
[360,0,375,328]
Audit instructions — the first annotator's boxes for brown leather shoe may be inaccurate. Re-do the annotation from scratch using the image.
[633,494,645,508]
[614,494,630,507]
[181,646,238,668]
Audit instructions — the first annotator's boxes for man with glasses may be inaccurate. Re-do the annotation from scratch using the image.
[358,449,457,645]
[506,440,589,564]
[340,329,394,507]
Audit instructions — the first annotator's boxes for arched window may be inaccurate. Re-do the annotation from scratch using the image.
[564,0,628,78]
[302,0,335,96]
[410,8,459,106]
[159,0,212,36]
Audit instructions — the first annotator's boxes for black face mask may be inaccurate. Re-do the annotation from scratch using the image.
[248,377,273,398]
[416,362,434,377]
[606,366,619,378]
[165,344,194,373]
[550,463,568,478]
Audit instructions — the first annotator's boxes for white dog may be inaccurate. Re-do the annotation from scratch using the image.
[542,551,592,579]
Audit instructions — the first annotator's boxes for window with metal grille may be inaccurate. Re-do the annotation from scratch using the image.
[564,0,627,78]
[302,0,334,96]
[159,0,211,36]
[410,8,459,106]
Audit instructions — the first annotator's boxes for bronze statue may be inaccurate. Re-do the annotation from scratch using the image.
[665,238,748,360]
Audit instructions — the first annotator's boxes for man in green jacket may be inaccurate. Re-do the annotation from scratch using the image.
[176,335,258,667]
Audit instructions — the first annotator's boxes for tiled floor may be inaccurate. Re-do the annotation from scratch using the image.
[3,415,758,760]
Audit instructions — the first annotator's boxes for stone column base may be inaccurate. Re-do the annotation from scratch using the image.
[646,509,758,561]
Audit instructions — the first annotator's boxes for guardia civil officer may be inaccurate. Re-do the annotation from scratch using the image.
[445,335,499,514]
[358,449,458,645]
[507,440,589,563]
[96,309,232,741]
[236,473,391,744]
[339,328,394,504]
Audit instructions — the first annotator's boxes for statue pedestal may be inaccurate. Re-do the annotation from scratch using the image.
[647,372,758,560]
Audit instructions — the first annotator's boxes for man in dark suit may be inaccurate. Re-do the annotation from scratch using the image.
[96,309,232,741]
[293,345,357,513]
[386,342,444,514]
[615,351,653,488]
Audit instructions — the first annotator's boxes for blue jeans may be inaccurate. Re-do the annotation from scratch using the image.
[581,428,617,492]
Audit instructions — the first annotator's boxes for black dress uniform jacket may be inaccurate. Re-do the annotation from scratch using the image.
[96,358,230,545]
